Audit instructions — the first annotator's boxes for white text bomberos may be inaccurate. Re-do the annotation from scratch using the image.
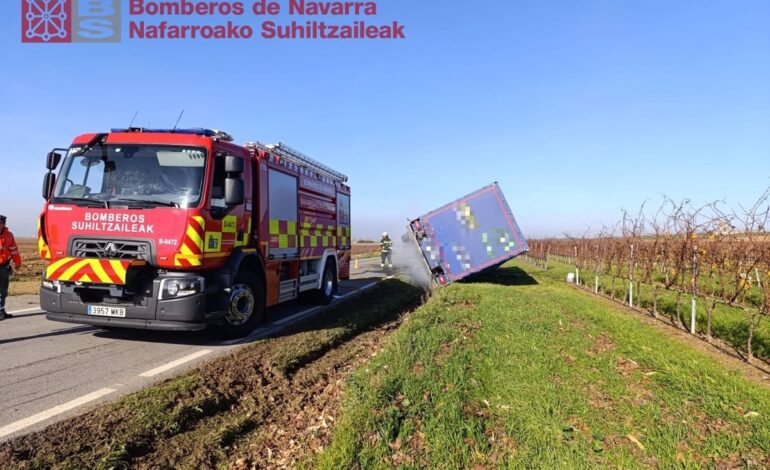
[127,0,406,40]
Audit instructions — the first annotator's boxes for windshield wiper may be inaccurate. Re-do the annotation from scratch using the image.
[53,197,109,208]
[114,197,180,208]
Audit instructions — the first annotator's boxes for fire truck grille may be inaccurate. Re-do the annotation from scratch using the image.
[72,239,152,261]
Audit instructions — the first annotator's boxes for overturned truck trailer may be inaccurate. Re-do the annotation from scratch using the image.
[404,183,528,286]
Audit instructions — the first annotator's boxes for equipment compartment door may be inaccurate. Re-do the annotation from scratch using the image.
[336,191,351,279]
[267,169,299,259]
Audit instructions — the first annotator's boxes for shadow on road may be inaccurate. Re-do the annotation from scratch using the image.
[8,312,47,319]
[91,328,210,345]
[88,275,391,347]
[0,325,99,346]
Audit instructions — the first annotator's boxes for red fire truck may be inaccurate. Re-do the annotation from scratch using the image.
[38,128,351,338]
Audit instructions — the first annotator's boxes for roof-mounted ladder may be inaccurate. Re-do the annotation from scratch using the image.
[246,141,348,183]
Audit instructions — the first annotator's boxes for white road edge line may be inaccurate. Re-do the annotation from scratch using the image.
[7,307,41,314]
[270,281,378,327]
[0,281,390,439]
[139,349,213,378]
[0,388,116,439]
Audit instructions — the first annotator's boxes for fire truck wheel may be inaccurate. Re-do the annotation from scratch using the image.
[214,271,265,339]
[313,262,338,305]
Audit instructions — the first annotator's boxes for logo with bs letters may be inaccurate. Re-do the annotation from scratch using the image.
[22,0,121,43]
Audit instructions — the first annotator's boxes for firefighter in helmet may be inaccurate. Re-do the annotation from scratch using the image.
[0,215,22,320]
[380,232,393,269]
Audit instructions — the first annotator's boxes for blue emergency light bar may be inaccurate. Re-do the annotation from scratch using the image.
[110,128,233,141]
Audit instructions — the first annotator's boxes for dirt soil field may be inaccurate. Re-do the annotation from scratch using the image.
[0,279,424,469]
[8,239,45,296]
[351,243,380,259]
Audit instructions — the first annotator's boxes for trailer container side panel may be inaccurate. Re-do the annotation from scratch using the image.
[416,183,527,283]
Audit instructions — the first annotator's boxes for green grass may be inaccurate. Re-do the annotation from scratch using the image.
[549,260,770,361]
[317,261,770,468]
[546,254,766,308]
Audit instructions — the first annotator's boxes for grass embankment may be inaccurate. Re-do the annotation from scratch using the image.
[541,259,770,362]
[0,279,424,469]
[318,261,770,468]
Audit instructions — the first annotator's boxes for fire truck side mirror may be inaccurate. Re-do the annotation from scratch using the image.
[42,173,56,199]
[224,155,244,174]
[46,151,62,170]
[225,177,244,206]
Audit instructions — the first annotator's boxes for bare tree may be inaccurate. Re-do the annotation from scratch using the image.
[524,186,770,364]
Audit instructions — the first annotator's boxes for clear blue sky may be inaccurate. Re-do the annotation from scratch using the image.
[1,1,769,238]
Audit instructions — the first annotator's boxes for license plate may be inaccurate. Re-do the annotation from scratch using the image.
[87,305,126,318]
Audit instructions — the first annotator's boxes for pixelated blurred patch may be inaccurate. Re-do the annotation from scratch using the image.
[451,244,472,270]
[455,202,477,230]
[482,229,516,257]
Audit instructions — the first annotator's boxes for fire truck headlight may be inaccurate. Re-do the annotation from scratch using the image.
[166,280,180,297]
[160,277,204,300]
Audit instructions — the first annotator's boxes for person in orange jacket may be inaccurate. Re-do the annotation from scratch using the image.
[0,215,22,320]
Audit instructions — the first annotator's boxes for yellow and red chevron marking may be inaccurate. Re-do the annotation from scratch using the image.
[46,257,131,285]
[37,217,51,260]
[175,216,205,267]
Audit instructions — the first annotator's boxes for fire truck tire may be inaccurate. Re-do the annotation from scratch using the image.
[312,261,338,305]
[212,271,266,339]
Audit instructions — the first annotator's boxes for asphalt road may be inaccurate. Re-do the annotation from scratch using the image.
[0,258,389,442]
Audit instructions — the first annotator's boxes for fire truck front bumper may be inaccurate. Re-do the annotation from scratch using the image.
[40,276,211,332]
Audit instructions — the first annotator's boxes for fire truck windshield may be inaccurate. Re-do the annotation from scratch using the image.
[53,145,207,208]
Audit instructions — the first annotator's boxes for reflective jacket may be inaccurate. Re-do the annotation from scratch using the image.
[0,227,22,268]
[380,237,393,253]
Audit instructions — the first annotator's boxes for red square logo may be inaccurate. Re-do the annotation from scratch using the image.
[22,0,72,43]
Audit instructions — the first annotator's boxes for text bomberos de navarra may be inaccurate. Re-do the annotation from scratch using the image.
[128,0,407,40]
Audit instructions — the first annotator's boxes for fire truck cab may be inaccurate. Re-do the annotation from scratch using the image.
[38,128,351,338]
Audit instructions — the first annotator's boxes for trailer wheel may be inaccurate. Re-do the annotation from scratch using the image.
[213,271,265,339]
[312,261,337,305]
